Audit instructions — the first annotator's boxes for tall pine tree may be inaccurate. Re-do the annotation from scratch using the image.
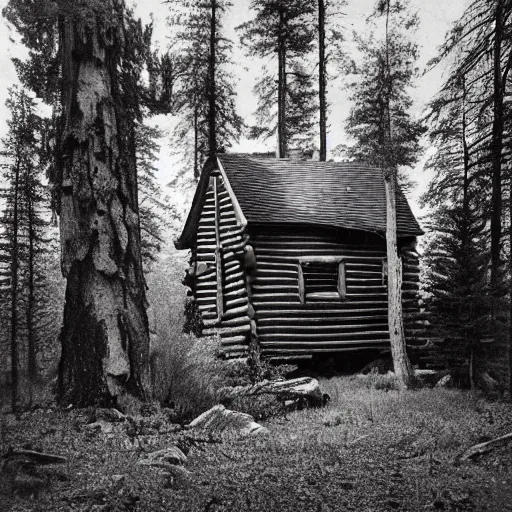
[168,0,243,184]
[345,0,425,388]
[4,0,155,406]
[423,75,491,386]
[136,122,176,273]
[318,0,347,161]
[426,0,512,389]
[0,87,52,409]
[237,0,317,157]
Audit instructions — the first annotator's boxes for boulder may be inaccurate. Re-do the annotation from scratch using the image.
[187,405,269,439]
[85,420,114,433]
[218,377,324,408]
[436,374,452,388]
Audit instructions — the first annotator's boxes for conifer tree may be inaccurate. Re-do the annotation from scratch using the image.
[0,87,50,409]
[318,0,347,161]
[423,76,491,386]
[345,0,425,388]
[237,0,316,156]
[3,0,156,406]
[168,0,243,183]
[430,0,512,305]
[135,122,176,273]
[427,0,512,390]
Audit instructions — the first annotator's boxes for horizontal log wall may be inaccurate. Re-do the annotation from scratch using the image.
[249,226,422,357]
[192,171,251,358]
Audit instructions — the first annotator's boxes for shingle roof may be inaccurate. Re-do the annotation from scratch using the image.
[176,153,423,249]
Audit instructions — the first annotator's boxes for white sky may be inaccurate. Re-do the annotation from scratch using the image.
[0,0,467,220]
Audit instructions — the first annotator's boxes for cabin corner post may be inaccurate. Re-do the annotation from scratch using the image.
[183,250,204,337]
[244,244,262,381]
[214,177,224,320]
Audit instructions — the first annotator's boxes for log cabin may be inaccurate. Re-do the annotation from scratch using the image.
[175,153,424,360]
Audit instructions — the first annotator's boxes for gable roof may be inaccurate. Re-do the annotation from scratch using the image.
[176,153,423,250]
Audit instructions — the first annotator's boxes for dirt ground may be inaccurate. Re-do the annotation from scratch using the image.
[1,376,512,512]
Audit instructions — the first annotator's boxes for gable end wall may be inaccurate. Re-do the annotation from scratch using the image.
[192,170,251,358]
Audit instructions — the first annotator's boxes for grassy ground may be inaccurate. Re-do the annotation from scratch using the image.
[1,375,512,511]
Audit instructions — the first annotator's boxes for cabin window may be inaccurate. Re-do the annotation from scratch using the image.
[298,258,346,303]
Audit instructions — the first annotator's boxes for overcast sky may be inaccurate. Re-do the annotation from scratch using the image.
[0,0,467,217]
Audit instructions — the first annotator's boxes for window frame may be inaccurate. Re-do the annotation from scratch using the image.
[298,256,346,304]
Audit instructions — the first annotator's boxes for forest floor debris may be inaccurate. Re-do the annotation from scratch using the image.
[1,375,512,511]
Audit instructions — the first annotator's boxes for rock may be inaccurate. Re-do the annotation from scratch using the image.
[85,420,113,433]
[218,377,324,408]
[138,446,187,467]
[436,375,452,388]
[96,408,126,422]
[188,405,269,439]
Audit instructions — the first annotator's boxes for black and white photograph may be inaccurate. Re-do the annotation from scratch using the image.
[0,0,511,510]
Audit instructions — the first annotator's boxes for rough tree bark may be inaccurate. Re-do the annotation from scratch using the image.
[490,0,505,295]
[193,105,199,179]
[10,156,20,412]
[383,0,413,388]
[384,171,413,388]
[509,168,512,395]
[26,175,36,404]
[277,6,287,158]
[57,0,151,407]
[318,0,327,162]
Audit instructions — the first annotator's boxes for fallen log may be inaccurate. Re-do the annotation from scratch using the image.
[458,432,512,461]
[3,448,67,465]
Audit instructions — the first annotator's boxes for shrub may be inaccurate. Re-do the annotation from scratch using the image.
[150,332,225,422]
[371,372,400,391]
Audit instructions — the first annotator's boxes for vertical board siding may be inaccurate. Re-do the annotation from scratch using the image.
[249,226,421,357]
[192,171,251,357]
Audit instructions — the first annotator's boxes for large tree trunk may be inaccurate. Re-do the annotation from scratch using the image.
[277,7,287,158]
[382,0,413,389]
[509,170,512,395]
[26,178,36,405]
[10,157,20,412]
[318,0,327,162]
[384,172,413,389]
[57,1,150,407]
[193,105,199,179]
[490,0,504,295]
